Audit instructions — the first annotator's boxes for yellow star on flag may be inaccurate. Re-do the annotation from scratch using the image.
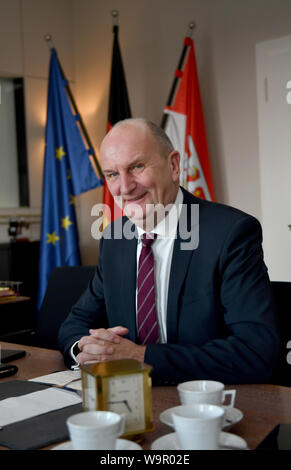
[67,169,72,180]
[46,231,60,246]
[69,194,75,205]
[61,216,73,231]
[56,146,66,161]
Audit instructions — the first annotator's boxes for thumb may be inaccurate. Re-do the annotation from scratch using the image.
[108,326,129,336]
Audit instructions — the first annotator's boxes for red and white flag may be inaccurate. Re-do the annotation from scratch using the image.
[162,37,215,201]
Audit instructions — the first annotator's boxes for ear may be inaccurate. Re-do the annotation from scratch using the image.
[169,151,180,182]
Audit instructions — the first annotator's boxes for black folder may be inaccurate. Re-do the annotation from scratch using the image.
[0,380,82,450]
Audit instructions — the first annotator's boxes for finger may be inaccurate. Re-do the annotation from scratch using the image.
[78,335,101,351]
[89,326,129,340]
[109,326,129,336]
[82,342,115,356]
[76,352,109,365]
[88,328,122,344]
[78,331,119,350]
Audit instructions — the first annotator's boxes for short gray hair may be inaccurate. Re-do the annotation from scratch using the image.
[111,118,174,158]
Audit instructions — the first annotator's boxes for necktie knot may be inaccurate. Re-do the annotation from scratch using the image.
[141,233,157,248]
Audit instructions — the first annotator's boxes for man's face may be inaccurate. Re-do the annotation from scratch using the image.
[100,123,180,228]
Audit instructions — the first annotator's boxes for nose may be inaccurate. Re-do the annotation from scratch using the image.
[119,172,136,195]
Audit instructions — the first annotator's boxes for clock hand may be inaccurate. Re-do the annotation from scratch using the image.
[108,400,132,412]
[123,400,132,412]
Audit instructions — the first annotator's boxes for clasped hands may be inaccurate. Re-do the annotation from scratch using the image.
[76,326,146,365]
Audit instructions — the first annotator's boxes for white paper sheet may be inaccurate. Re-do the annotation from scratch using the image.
[0,387,82,427]
[29,370,82,391]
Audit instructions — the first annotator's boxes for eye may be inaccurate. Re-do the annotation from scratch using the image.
[132,163,144,172]
[105,172,118,181]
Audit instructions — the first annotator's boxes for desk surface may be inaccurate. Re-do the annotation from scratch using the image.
[0,341,290,450]
[0,296,30,305]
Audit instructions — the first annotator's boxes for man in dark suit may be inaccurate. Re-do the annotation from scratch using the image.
[58,118,280,385]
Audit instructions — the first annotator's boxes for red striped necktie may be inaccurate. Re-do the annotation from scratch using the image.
[137,233,159,344]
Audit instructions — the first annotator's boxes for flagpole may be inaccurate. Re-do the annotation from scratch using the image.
[161,22,196,129]
[44,34,103,180]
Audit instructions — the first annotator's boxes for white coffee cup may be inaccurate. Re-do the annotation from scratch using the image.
[177,380,236,407]
[66,411,126,450]
[172,404,224,450]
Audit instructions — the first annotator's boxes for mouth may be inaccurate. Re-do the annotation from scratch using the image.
[123,192,147,205]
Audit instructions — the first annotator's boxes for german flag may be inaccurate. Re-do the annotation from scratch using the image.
[103,25,131,228]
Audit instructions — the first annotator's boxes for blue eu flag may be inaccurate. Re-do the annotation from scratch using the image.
[37,48,103,310]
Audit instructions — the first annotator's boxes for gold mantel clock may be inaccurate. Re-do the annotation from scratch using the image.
[81,359,153,437]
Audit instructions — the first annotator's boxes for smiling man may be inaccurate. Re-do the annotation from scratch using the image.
[58,118,280,385]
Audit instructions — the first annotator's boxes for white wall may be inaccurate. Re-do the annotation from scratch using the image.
[209,0,291,216]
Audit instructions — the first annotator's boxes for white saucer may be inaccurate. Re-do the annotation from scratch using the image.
[52,438,142,450]
[160,405,243,431]
[151,431,248,451]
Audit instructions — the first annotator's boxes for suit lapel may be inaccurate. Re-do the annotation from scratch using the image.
[120,220,138,342]
[166,189,199,342]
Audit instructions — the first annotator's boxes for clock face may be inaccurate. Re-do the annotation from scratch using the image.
[106,373,145,433]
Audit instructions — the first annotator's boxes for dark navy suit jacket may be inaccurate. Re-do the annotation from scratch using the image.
[58,188,280,385]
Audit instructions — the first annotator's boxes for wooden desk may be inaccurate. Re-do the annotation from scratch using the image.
[1,341,291,450]
[0,296,30,305]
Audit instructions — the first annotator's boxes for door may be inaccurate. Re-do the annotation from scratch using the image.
[256,35,291,281]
